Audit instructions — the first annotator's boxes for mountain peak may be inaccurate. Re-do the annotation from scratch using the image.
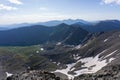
[56,23,69,26]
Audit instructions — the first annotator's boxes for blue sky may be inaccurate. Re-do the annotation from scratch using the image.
[0,0,120,24]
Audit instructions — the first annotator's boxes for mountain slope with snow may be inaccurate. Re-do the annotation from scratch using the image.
[53,31,120,79]
[0,25,120,80]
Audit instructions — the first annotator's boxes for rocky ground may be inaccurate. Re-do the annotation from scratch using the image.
[0,62,6,80]
[74,64,120,80]
[4,70,62,80]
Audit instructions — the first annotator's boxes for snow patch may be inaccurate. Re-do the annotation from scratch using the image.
[56,42,61,45]
[83,43,88,47]
[57,62,60,66]
[75,45,81,49]
[104,39,108,42]
[40,48,44,51]
[74,50,115,76]
[104,50,118,58]
[55,63,76,79]
[73,54,81,60]
[75,55,107,76]
[36,50,39,53]
[6,72,13,77]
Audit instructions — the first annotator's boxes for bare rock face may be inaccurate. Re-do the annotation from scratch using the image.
[6,70,61,80]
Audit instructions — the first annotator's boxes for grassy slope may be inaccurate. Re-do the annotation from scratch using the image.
[0,45,58,72]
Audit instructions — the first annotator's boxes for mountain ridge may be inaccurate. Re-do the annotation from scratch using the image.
[0,23,89,46]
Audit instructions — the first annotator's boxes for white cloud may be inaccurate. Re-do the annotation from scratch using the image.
[0,4,17,11]
[0,13,70,24]
[8,0,23,5]
[102,0,120,5]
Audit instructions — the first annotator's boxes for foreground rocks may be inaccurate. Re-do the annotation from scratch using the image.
[74,65,120,80]
[5,64,120,80]
[6,70,61,80]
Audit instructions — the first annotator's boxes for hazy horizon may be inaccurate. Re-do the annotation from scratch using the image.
[0,0,120,25]
[0,18,120,26]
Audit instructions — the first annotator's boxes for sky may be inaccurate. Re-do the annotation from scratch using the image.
[0,0,120,25]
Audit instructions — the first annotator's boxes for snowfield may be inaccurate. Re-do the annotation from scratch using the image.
[54,50,116,80]
[55,63,75,79]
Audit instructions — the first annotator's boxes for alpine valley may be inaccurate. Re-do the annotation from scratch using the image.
[0,19,120,80]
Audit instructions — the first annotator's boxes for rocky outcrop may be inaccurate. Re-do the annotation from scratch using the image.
[5,70,61,80]
[74,64,120,80]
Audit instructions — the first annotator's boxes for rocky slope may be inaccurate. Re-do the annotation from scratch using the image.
[74,64,120,80]
[5,70,61,80]
[73,31,120,80]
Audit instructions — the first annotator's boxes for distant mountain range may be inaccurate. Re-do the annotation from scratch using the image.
[37,19,90,26]
[0,19,89,30]
[0,19,120,46]
[75,20,120,32]
[0,19,120,33]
